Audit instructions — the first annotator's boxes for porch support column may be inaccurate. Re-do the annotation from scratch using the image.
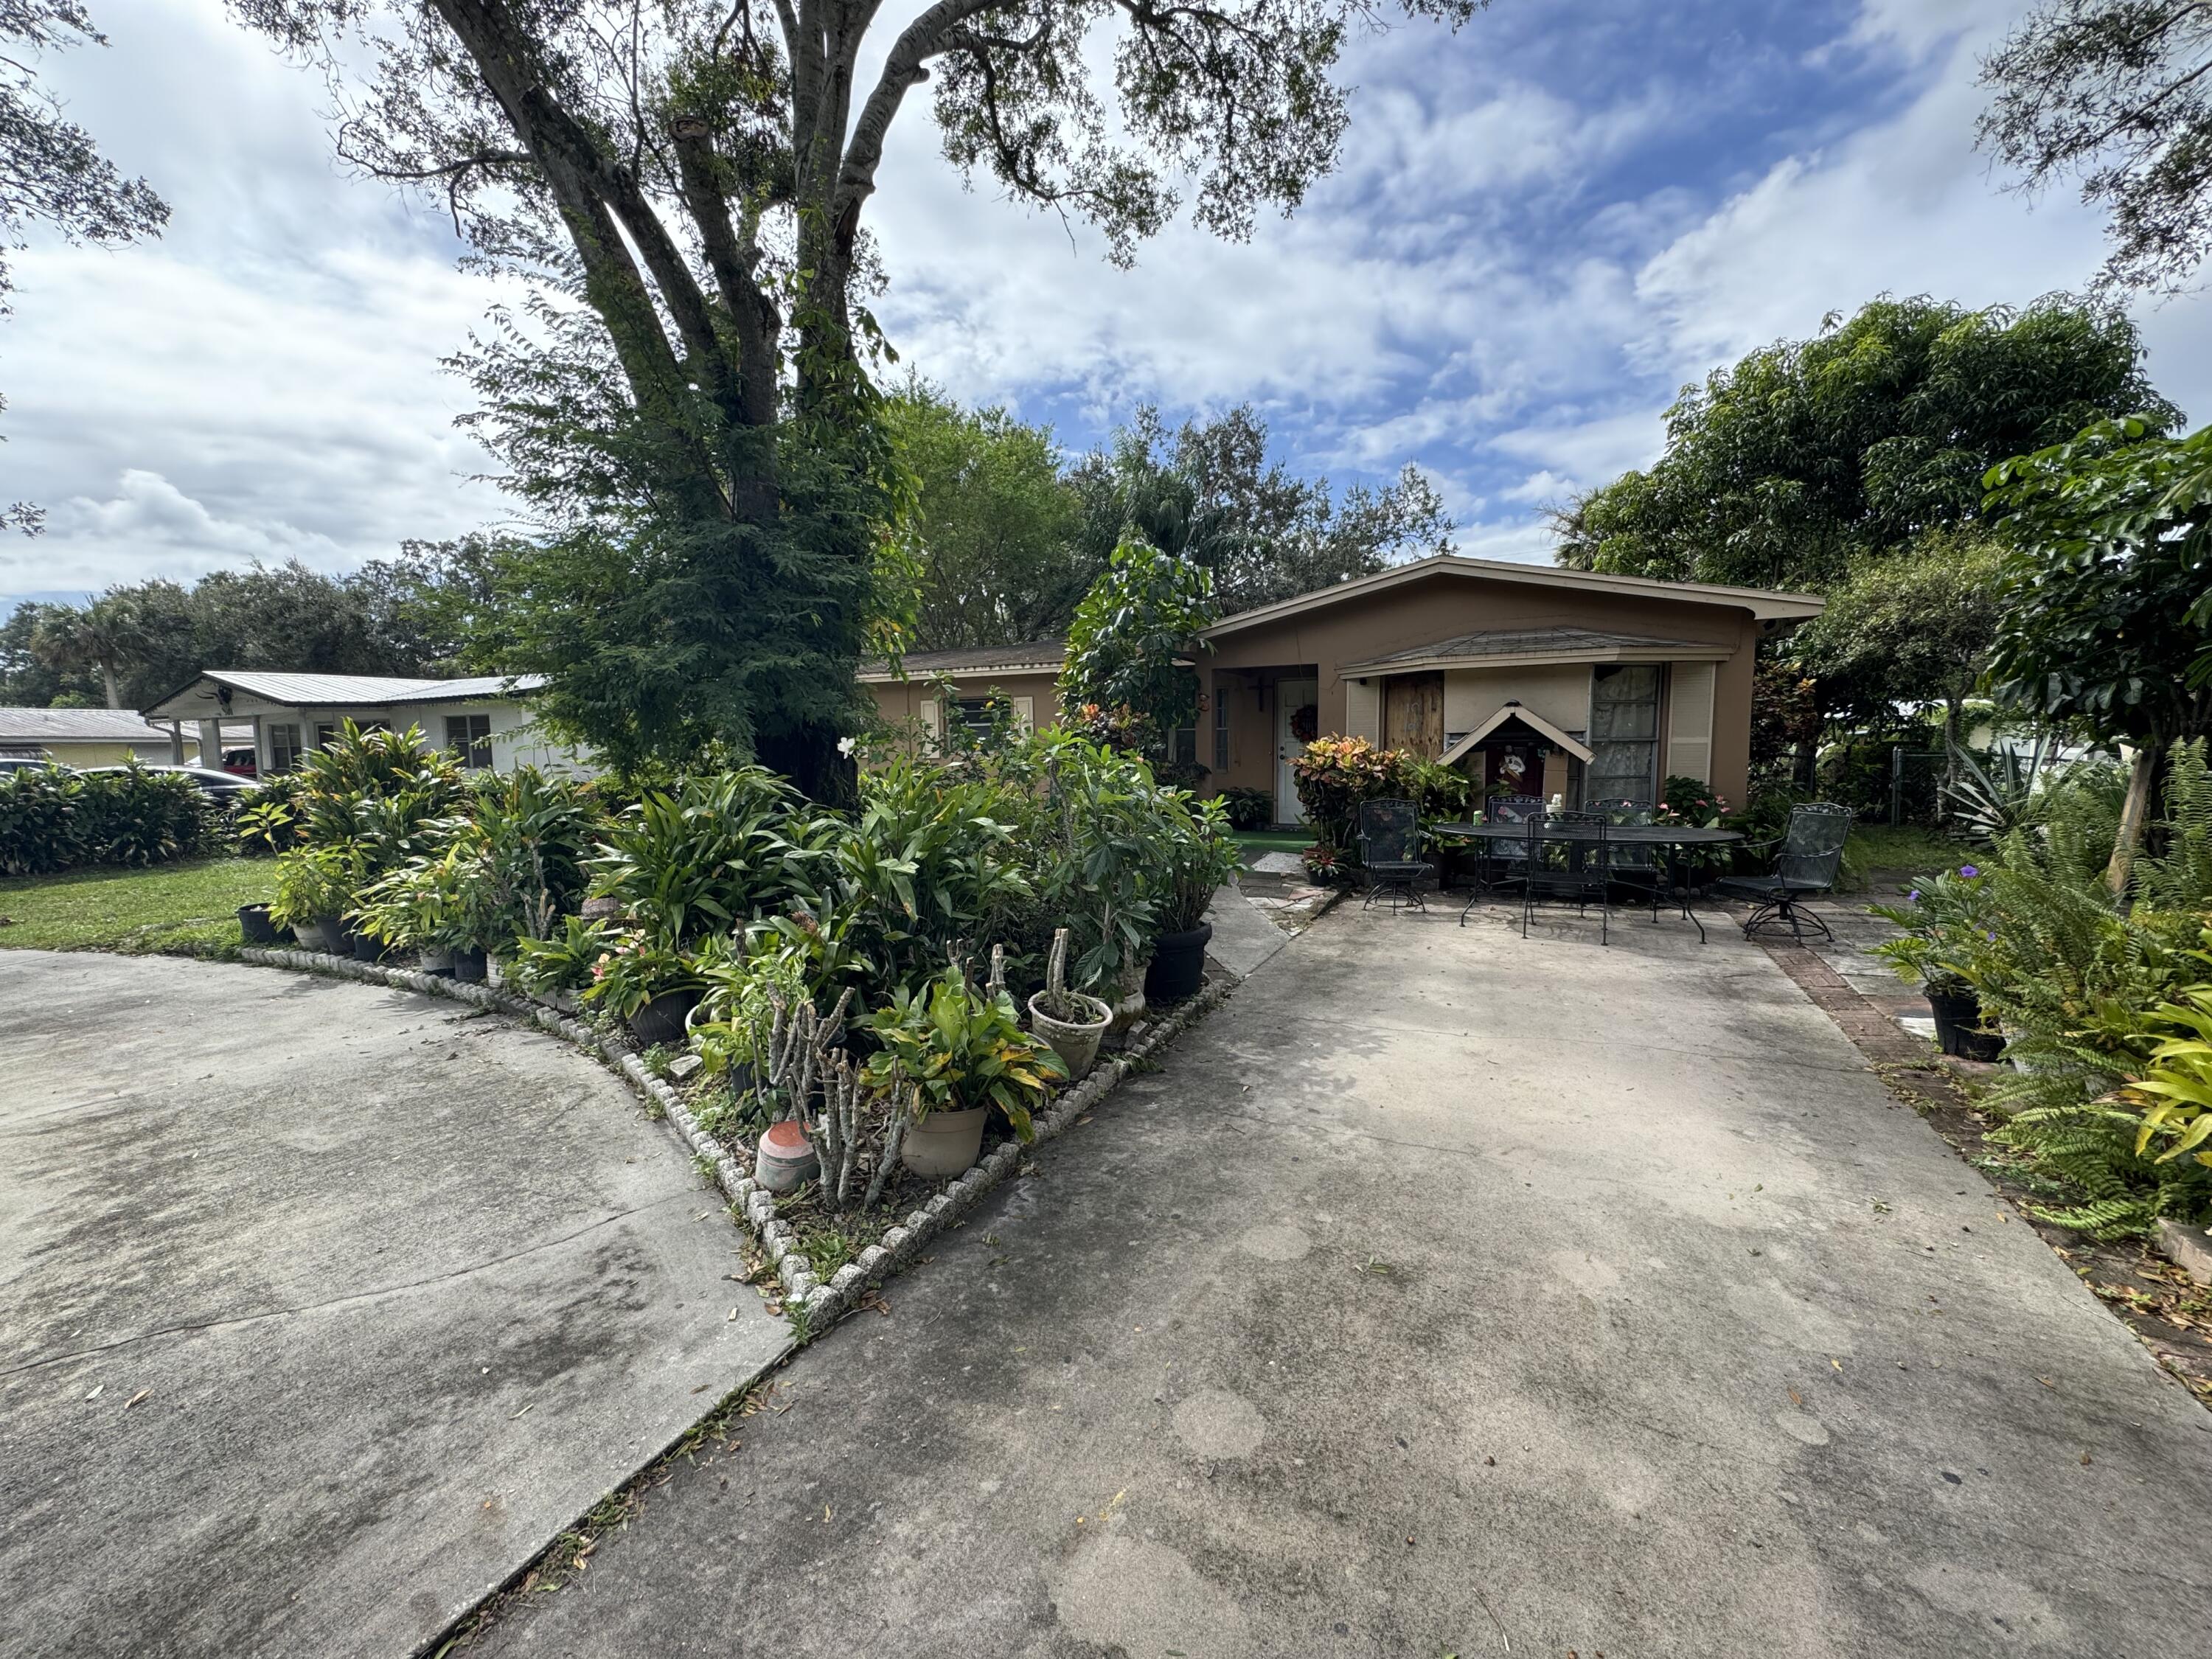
[167,720,185,765]
[195,719,223,771]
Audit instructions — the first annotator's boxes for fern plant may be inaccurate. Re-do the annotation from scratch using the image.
[1989,1102,2212,1239]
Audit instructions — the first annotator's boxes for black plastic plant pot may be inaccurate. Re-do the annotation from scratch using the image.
[352,931,391,964]
[1927,984,2005,1062]
[627,987,703,1048]
[237,904,279,945]
[1144,922,1212,1004]
[449,947,488,984]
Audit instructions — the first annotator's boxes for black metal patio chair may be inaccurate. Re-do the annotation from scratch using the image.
[1458,793,1542,924]
[1523,810,1610,944]
[1712,801,1852,942]
[1596,799,1663,922]
[1357,796,1432,914]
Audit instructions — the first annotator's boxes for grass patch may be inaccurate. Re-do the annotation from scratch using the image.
[1848,823,1969,878]
[1231,829,1307,864]
[0,858,271,955]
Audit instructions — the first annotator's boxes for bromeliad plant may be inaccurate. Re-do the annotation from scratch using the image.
[858,964,1067,1142]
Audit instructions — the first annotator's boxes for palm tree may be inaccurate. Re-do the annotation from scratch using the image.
[31,597,147,709]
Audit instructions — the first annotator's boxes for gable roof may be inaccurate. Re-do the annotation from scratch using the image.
[0,706,176,745]
[1439,703,1595,767]
[145,670,542,718]
[1202,553,1824,639]
[856,641,1065,684]
[1343,626,1730,675]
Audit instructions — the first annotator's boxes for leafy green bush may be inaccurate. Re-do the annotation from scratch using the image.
[858,965,1066,1141]
[1291,736,1407,852]
[0,763,213,876]
[1217,785,1273,830]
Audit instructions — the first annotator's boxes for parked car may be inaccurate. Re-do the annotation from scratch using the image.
[0,757,66,774]
[80,764,257,799]
[219,748,259,778]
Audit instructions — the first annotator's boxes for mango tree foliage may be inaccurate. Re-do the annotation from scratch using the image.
[1552,293,2178,592]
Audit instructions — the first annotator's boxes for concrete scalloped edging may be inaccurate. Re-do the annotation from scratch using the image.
[235,945,1234,1331]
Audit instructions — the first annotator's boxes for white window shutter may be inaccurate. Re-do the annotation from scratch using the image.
[1666,663,1715,784]
[919,698,941,741]
[1012,695,1034,734]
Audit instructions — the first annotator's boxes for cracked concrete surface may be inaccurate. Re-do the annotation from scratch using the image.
[0,951,788,1659]
[465,900,2212,1658]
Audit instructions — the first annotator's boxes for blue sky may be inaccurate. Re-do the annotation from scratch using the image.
[4,0,2209,609]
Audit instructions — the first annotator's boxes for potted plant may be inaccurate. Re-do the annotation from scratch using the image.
[269,846,354,955]
[1872,865,2006,1062]
[1028,928,1112,1081]
[582,928,706,1046]
[1144,799,1242,1003]
[862,965,1067,1178]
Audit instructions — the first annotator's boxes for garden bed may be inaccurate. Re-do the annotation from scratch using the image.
[235,942,1233,1334]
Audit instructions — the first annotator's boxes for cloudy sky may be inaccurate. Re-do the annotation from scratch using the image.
[4,0,2208,611]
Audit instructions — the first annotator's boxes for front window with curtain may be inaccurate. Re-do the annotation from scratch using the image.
[1586,665,1660,806]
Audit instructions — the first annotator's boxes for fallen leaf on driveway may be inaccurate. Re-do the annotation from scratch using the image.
[83,1385,102,1402]
[123,1389,150,1410]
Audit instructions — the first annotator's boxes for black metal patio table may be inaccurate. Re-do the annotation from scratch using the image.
[1429,820,1745,943]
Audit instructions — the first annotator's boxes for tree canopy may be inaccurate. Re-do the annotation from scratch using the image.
[229,0,1483,790]
[1,2,167,532]
[1059,539,1218,751]
[1066,404,1453,614]
[886,383,1083,653]
[1552,293,2178,592]
[1979,1,2212,294]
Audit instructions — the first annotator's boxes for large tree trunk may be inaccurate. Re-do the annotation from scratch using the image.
[100,660,119,710]
[2104,744,2158,899]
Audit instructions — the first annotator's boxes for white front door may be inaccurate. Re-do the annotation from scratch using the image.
[1275,676,1318,826]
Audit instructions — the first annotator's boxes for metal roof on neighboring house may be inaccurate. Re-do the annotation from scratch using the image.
[856,641,1065,682]
[1343,627,1726,672]
[145,670,543,717]
[0,706,177,744]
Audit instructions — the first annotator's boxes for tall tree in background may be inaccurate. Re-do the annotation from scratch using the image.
[1552,294,2177,594]
[0,3,167,532]
[233,0,1482,790]
[886,383,1082,652]
[1979,1,2212,294]
[27,593,143,706]
[1069,405,1453,613]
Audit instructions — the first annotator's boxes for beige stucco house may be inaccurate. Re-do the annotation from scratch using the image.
[143,671,591,776]
[860,554,1821,824]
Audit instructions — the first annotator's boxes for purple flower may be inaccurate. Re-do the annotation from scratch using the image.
[1958,865,1980,879]
[1907,890,1919,902]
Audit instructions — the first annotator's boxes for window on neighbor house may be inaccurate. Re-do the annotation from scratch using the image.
[950,697,1002,738]
[1586,664,1660,805]
[267,723,304,773]
[446,713,493,770]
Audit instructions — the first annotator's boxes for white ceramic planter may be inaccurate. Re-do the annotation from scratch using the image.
[1029,990,1111,1082]
[900,1105,988,1178]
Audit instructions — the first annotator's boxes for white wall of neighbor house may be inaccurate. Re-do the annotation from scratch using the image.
[1663,662,1717,785]
[1441,665,1593,740]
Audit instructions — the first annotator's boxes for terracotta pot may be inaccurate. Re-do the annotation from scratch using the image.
[1927,984,2005,1062]
[1144,923,1211,1004]
[754,1119,818,1194]
[1029,990,1112,1082]
[900,1105,988,1178]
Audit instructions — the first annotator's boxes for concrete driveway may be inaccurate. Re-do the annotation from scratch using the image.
[0,952,787,1659]
[469,899,2212,1658]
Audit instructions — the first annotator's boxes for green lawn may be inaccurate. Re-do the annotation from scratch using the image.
[1848,823,1972,878]
[1231,829,1308,865]
[0,858,272,955]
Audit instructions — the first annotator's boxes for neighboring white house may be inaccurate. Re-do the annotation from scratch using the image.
[142,671,591,776]
[0,706,197,768]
